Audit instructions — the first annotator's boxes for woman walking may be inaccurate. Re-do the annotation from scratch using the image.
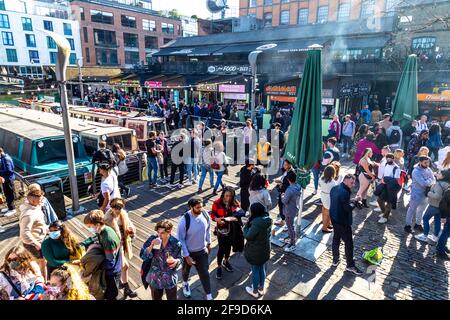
[356,148,377,207]
[211,141,227,195]
[243,202,272,298]
[112,143,130,197]
[319,165,339,233]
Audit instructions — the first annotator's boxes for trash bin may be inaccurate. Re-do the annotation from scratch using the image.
[36,176,66,220]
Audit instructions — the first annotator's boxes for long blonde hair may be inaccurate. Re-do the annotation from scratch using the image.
[443,151,450,169]
[50,265,93,300]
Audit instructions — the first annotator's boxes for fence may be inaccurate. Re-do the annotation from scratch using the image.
[14,152,147,200]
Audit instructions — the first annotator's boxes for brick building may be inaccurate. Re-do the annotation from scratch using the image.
[69,0,182,68]
[239,0,398,28]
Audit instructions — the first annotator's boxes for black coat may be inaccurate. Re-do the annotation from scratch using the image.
[330,183,355,226]
[376,177,401,209]
[239,166,253,211]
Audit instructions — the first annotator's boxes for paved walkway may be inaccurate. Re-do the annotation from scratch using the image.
[1,162,449,300]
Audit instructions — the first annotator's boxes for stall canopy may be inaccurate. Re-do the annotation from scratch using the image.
[152,44,227,57]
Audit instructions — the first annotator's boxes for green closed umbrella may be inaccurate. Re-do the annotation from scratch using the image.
[392,54,419,127]
[284,45,323,175]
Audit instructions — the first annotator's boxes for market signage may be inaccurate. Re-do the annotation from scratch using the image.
[108,79,140,87]
[144,81,163,88]
[265,85,298,97]
[207,65,252,75]
[219,84,246,93]
[197,83,217,92]
[224,93,247,100]
[417,93,450,102]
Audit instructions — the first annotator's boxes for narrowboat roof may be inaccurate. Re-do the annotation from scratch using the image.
[0,113,65,140]
[0,107,135,137]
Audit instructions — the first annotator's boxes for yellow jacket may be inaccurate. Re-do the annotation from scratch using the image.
[257,142,271,162]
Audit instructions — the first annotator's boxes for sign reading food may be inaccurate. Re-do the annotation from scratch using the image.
[265,85,298,97]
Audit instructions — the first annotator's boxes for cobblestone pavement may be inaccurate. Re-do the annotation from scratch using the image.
[1,161,449,300]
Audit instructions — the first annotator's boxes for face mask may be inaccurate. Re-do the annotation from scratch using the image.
[49,231,61,240]
[420,164,428,169]
[46,286,61,296]
[88,227,97,234]
[386,160,394,165]
[8,261,20,270]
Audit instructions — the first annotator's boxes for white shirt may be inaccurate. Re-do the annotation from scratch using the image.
[319,179,338,210]
[416,121,428,132]
[382,163,401,179]
[101,172,120,210]
[377,158,387,180]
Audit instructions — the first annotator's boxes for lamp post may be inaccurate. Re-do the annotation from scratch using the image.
[248,50,262,125]
[77,57,84,101]
[41,30,81,214]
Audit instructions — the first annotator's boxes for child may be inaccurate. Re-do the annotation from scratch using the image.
[281,171,301,252]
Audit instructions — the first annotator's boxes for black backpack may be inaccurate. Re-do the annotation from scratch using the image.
[389,129,401,144]
[439,183,450,218]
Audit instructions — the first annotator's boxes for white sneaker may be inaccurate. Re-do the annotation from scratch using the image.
[284,244,297,252]
[182,283,191,298]
[185,181,192,186]
[378,217,388,224]
[369,201,378,207]
[428,234,439,243]
[3,210,16,217]
[0,226,5,233]
[1,208,8,214]
[414,233,428,242]
[373,208,382,213]
[245,286,260,298]
[378,213,384,218]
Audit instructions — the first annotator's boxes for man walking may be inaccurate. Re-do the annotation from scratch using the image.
[0,147,16,217]
[329,174,363,275]
[146,131,160,189]
[177,196,213,300]
[341,115,355,158]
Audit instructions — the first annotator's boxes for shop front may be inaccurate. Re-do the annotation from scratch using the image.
[265,83,298,111]
[144,80,163,99]
[219,84,248,110]
[417,92,450,121]
[108,79,141,95]
[195,83,218,103]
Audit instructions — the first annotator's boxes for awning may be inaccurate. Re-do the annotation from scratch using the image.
[275,39,328,53]
[334,36,390,49]
[153,45,227,57]
[64,67,122,81]
[214,43,266,55]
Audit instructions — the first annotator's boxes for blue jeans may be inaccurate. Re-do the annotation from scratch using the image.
[147,157,158,185]
[341,135,353,154]
[214,170,225,192]
[251,264,266,290]
[186,162,199,182]
[436,219,450,255]
[198,165,214,190]
[423,205,441,236]
[312,167,320,191]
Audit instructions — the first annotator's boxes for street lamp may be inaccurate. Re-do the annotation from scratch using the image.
[40,29,81,214]
[77,57,84,102]
[248,50,262,125]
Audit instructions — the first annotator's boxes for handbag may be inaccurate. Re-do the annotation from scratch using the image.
[215,223,231,236]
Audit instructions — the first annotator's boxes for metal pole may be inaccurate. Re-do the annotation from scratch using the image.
[251,73,256,124]
[78,61,84,100]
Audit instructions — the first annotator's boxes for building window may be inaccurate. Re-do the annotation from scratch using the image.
[47,36,56,49]
[90,10,114,24]
[144,36,158,49]
[83,27,88,43]
[361,0,375,18]
[80,7,85,21]
[0,0,5,11]
[25,34,36,47]
[63,23,72,35]
[121,15,136,28]
[161,23,174,34]
[21,17,32,31]
[263,12,272,27]
[35,6,68,19]
[264,0,272,5]
[29,50,39,63]
[163,38,172,45]
[337,3,351,21]
[94,29,116,46]
[125,51,139,64]
[280,10,289,25]
[298,8,309,25]
[69,53,77,65]
[317,6,328,23]
[6,48,17,62]
[249,0,256,7]
[385,0,400,16]
[95,48,118,65]
[142,19,156,31]
[123,33,138,47]
[0,14,9,28]
[2,31,13,45]
[50,51,57,64]
[43,20,53,31]
[67,38,75,50]
[85,47,90,63]
[412,37,436,56]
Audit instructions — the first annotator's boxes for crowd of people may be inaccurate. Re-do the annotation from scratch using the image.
[0,95,449,300]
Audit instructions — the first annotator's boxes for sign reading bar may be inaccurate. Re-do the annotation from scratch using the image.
[144,81,163,88]
[108,79,141,87]
[207,65,252,75]
[219,84,246,93]
[265,85,298,97]
[197,83,217,92]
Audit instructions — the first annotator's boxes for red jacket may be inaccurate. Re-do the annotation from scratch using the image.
[210,198,239,221]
